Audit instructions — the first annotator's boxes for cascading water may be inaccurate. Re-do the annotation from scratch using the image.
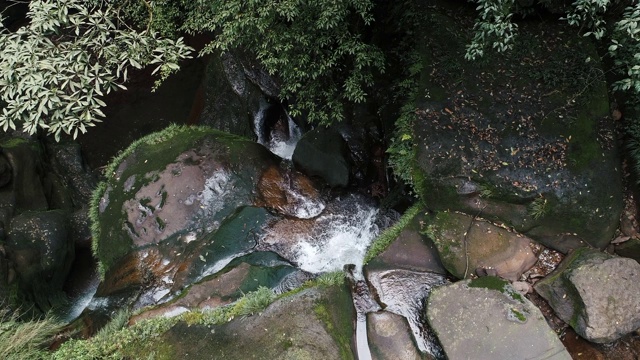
[368,269,449,359]
[253,98,301,160]
[259,194,388,278]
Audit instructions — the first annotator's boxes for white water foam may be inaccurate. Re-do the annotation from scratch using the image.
[286,187,325,219]
[268,113,301,160]
[290,197,379,276]
[253,99,302,160]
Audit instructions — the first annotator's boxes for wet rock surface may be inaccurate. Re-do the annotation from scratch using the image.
[534,247,640,343]
[367,268,448,358]
[427,277,571,360]
[6,210,73,311]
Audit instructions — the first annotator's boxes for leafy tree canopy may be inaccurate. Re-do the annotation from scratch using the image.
[0,0,193,140]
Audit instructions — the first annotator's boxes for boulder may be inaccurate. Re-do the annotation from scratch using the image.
[91,125,326,309]
[407,6,622,253]
[198,51,279,138]
[48,142,97,207]
[366,268,448,358]
[6,210,73,311]
[367,311,423,360]
[615,237,640,263]
[130,255,299,323]
[365,209,446,274]
[292,127,351,187]
[534,248,640,343]
[424,211,538,280]
[1,137,48,213]
[427,277,571,360]
[156,285,354,359]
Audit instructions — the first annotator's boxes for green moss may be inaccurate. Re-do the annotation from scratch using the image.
[510,308,527,322]
[313,285,355,360]
[0,137,29,148]
[468,276,524,303]
[363,202,423,264]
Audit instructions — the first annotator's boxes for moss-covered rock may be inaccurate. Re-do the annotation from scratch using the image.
[424,211,537,280]
[152,285,355,360]
[292,127,351,188]
[6,209,73,312]
[90,125,295,309]
[365,206,446,275]
[404,4,622,253]
[534,248,640,343]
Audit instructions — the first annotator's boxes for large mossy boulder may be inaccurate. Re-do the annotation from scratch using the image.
[91,125,304,307]
[427,277,571,360]
[153,285,355,359]
[534,248,640,343]
[406,5,622,253]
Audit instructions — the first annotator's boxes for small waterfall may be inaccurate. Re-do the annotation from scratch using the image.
[57,273,100,322]
[253,99,302,160]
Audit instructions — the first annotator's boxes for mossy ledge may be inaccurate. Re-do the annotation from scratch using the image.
[53,271,346,359]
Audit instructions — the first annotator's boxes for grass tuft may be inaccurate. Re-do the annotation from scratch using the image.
[363,203,423,264]
[0,308,60,360]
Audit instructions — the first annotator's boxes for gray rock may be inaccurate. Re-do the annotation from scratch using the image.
[292,127,350,187]
[198,52,277,139]
[427,277,571,360]
[615,237,640,263]
[534,248,640,343]
[366,209,446,274]
[48,142,97,207]
[367,311,424,360]
[367,268,448,358]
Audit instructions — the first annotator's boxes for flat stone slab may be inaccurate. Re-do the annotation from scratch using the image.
[427,277,571,360]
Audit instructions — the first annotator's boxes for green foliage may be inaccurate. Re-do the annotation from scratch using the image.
[387,103,418,189]
[465,0,518,60]
[314,271,346,287]
[528,196,549,220]
[180,0,384,125]
[0,308,60,360]
[231,286,275,317]
[0,0,193,140]
[363,202,422,264]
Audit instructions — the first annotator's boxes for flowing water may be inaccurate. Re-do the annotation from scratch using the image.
[368,269,448,359]
[254,98,301,160]
[63,104,441,359]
